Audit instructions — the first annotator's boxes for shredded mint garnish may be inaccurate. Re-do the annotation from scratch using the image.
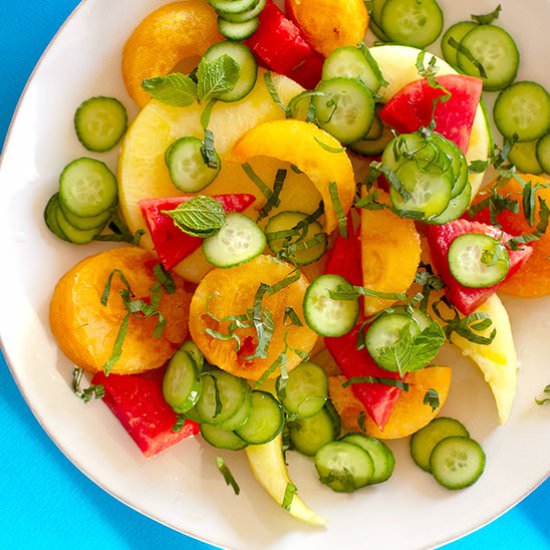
[314,137,345,154]
[282,482,297,511]
[342,376,410,391]
[264,71,287,113]
[328,181,348,238]
[535,384,550,406]
[216,457,240,495]
[423,388,440,411]
[471,4,502,25]
[71,368,105,403]
[141,73,197,106]
[447,37,488,79]
[329,284,406,302]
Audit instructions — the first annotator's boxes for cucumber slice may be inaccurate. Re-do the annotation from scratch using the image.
[380,0,443,49]
[43,193,70,242]
[162,348,202,414]
[315,441,374,492]
[430,133,468,198]
[218,16,259,41]
[200,423,248,450]
[165,137,220,193]
[202,213,266,268]
[217,389,252,431]
[313,77,375,145]
[58,157,118,218]
[303,274,359,338]
[74,96,127,152]
[276,361,328,419]
[371,0,388,24]
[193,370,250,425]
[410,417,469,472]
[341,433,395,484]
[430,436,486,489]
[440,21,477,70]
[349,123,393,156]
[235,391,284,445]
[364,312,420,372]
[508,140,543,174]
[202,41,258,102]
[322,46,383,94]
[457,25,519,92]
[219,0,266,22]
[390,159,453,219]
[288,404,339,456]
[55,205,101,244]
[494,81,550,142]
[59,203,112,231]
[208,0,257,14]
[427,181,472,225]
[369,18,390,42]
[448,233,510,288]
[265,211,327,266]
[382,132,433,170]
[536,133,550,174]
[179,340,205,371]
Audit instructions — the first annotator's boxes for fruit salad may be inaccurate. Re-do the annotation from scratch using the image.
[45,0,550,526]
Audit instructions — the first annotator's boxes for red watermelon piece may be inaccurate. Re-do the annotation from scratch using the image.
[380,74,483,153]
[139,194,256,271]
[324,216,402,430]
[92,368,199,458]
[426,219,533,315]
[245,1,323,89]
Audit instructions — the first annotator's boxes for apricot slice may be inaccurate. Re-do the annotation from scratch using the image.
[361,191,421,315]
[473,173,550,297]
[122,1,222,107]
[189,255,318,381]
[285,0,369,57]
[328,367,452,439]
[230,119,356,234]
[50,247,190,374]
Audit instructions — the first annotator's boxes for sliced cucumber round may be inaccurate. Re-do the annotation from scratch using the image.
[288,404,339,456]
[276,361,328,419]
[322,46,382,94]
[536,132,550,174]
[448,233,510,288]
[235,391,284,445]
[494,81,550,142]
[200,423,248,450]
[202,41,258,102]
[218,16,258,41]
[202,213,266,268]
[313,77,375,145]
[430,436,486,489]
[508,140,543,174]
[44,193,70,242]
[208,0,258,14]
[457,24,519,92]
[315,440,374,492]
[165,137,220,193]
[380,0,444,48]
[55,206,101,244]
[341,433,395,484]
[74,96,127,152]
[219,0,266,22]
[162,348,202,414]
[303,274,359,338]
[440,21,477,70]
[58,157,118,218]
[265,211,327,266]
[410,416,470,472]
[427,181,472,225]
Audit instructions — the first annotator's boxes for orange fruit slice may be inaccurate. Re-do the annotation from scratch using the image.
[122,1,222,107]
[230,119,355,234]
[50,247,190,374]
[189,255,318,381]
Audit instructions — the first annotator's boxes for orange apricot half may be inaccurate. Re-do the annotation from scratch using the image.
[122,1,222,107]
[50,247,190,374]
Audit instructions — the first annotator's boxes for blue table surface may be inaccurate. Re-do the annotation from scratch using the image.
[1,2,549,549]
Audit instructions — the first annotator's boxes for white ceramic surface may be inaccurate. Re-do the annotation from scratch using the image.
[1,1,549,548]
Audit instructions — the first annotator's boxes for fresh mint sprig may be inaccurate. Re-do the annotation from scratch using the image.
[163,195,226,238]
[141,73,197,106]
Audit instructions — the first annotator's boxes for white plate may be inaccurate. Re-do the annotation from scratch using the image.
[1,0,549,548]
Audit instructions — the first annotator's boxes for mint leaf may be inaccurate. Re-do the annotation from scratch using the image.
[141,73,197,106]
[282,483,297,511]
[72,368,105,403]
[197,55,240,102]
[216,457,240,495]
[163,195,225,238]
[423,388,440,411]
[471,4,502,25]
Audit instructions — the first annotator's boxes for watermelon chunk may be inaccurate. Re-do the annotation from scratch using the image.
[245,1,323,89]
[426,219,533,315]
[324,217,402,430]
[92,368,199,458]
[139,194,256,271]
[380,74,483,153]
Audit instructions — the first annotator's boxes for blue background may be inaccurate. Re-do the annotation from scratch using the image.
[0,1,548,549]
